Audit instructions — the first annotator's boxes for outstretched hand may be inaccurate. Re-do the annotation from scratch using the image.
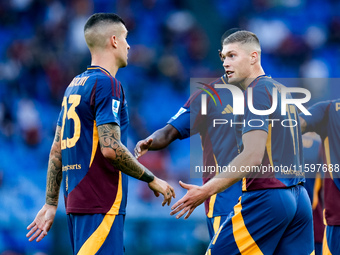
[148,176,176,206]
[26,204,57,242]
[170,181,208,220]
[134,138,153,159]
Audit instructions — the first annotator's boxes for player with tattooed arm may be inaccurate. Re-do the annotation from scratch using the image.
[26,13,175,255]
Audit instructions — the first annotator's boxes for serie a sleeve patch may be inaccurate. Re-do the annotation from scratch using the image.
[112,99,121,117]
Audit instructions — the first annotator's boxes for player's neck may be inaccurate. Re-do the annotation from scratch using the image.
[91,53,119,77]
[240,66,265,90]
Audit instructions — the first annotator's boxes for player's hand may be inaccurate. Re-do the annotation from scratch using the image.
[26,204,57,242]
[170,181,208,220]
[134,138,153,159]
[148,176,176,206]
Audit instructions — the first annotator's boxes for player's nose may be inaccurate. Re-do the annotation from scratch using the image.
[223,60,229,68]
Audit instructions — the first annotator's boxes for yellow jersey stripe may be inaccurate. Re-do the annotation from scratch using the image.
[213,216,221,234]
[266,124,273,167]
[287,106,296,155]
[212,225,223,245]
[87,67,111,77]
[205,249,212,255]
[77,214,116,255]
[232,198,263,255]
[221,76,227,84]
[324,137,333,179]
[242,177,247,192]
[312,173,322,210]
[89,122,98,168]
[208,194,217,218]
[208,154,219,218]
[322,227,332,255]
[107,171,123,214]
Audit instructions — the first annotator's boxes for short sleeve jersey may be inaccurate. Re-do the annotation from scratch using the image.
[300,99,340,225]
[168,75,242,218]
[235,75,305,191]
[57,66,129,215]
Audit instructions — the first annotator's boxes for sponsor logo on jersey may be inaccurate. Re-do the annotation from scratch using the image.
[222,104,233,114]
[62,164,81,171]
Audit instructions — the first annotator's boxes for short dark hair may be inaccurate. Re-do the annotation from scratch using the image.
[84,13,125,32]
[222,30,260,47]
[220,28,242,47]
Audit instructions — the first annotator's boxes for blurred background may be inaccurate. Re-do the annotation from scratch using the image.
[1,0,340,254]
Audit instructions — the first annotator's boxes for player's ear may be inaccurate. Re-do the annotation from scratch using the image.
[250,51,258,65]
[110,35,118,48]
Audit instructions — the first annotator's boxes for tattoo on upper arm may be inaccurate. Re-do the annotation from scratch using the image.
[46,126,63,206]
[98,123,121,149]
[98,123,154,182]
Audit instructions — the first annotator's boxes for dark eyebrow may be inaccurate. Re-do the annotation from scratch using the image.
[220,50,236,59]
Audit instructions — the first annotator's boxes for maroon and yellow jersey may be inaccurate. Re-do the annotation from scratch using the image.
[235,75,305,191]
[57,66,129,215]
[300,99,340,225]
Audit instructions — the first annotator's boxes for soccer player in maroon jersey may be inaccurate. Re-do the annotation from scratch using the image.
[171,30,313,254]
[302,132,324,255]
[300,100,340,255]
[26,13,175,254]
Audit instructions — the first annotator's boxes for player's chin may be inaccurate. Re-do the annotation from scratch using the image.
[227,77,238,85]
[120,61,128,68]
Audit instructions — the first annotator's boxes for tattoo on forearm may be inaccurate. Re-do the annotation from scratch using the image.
[46,127,63,206]
[54,129,60,142]
[98,124,154,183]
